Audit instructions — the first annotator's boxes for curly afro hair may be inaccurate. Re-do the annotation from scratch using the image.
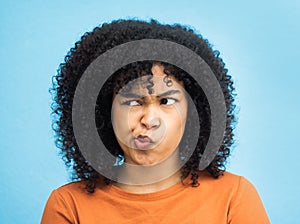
[51,19,236,193]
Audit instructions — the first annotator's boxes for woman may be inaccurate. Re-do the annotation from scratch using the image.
[41,19,270,223]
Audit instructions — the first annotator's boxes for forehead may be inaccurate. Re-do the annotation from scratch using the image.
[118,74,184,96]
[118,63,184,96]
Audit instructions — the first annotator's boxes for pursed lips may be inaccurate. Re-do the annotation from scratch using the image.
[133,135,154,150]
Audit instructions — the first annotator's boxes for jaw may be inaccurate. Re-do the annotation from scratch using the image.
[124,145,180,166]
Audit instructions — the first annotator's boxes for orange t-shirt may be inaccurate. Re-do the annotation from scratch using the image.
[41,171,270,224]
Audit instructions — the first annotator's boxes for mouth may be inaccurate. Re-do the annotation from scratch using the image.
[133,135,154,150]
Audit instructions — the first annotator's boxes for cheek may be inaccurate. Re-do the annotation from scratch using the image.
[168,104,187,126]
[112,107,128,137]
[166,107,187,139]
[164,113,184,134]
[112,108,138,135]
[127,111,139,131]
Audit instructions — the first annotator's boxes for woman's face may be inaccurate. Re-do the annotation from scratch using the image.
[112,64,188,166]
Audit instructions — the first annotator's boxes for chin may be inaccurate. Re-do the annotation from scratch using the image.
[131,155,158,166]
[133,159,157,166]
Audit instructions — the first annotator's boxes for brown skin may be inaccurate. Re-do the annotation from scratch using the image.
[111,64,188,193]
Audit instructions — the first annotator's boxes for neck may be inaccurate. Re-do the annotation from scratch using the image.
[113,149,186,193]
[113,170,182,193]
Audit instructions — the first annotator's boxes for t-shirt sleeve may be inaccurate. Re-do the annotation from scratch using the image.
[41,189,77,224]
[227,176,270,224]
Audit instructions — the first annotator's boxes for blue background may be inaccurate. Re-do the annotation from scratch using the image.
[0,0,299,223]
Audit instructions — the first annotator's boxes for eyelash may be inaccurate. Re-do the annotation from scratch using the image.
[121,98,177,106]
[160,98,177,105]
[122,99,142,106]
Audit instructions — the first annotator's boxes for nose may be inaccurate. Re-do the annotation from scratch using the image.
[140,105,161,130]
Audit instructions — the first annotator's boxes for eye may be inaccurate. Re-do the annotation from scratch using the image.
[123,100,142,106]
[160,98,176,105]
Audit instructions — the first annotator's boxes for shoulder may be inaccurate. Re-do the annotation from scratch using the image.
[52,179,112,201]
[216,171,259,195]
[47,180,95,206]
[55,180,87,194]
[198,170,245,187]
[209,172,271,223]
[196,171,258,199]
[42,181,106,223]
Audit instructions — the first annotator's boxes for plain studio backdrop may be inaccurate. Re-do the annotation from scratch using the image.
[0,0,299,223]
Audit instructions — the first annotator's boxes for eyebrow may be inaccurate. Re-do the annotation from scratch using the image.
[119,90,181,98]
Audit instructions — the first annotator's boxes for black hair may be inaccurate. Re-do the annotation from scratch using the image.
[51,19,236,193]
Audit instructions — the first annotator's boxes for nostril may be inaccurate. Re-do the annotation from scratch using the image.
[150,118,160,127]
[141,117,160,129]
